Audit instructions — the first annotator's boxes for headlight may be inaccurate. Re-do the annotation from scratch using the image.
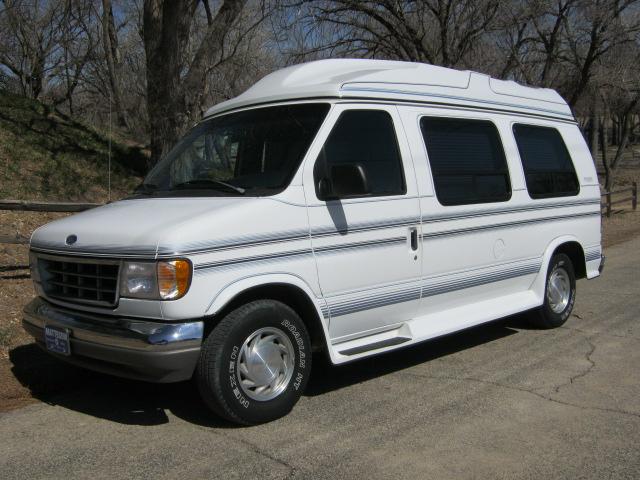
[120,260,192,300]
[121,262,157,299]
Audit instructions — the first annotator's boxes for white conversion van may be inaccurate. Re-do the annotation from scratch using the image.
[24,59,603,424]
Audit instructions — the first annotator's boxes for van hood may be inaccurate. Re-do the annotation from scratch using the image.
[30,197,287,258]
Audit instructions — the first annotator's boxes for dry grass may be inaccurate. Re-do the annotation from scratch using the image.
[0,212,70,359]
[0,91,144,202]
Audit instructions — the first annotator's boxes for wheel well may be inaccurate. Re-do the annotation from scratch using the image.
[205,283,327,352]
[553,241,586,279]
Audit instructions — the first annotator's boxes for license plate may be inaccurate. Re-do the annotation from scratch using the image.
[44,325,71,356]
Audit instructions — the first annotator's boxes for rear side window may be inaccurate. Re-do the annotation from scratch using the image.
[420,117,511,206]
[513,124,579,199]
[315,110,406,197]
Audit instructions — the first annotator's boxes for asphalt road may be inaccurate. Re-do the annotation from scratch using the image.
[1,236,639,479]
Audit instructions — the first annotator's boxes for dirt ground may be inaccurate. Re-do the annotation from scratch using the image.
[1,206,639,413]
[0,212,71,411]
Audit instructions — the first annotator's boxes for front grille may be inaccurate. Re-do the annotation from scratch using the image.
[38,256,120,307]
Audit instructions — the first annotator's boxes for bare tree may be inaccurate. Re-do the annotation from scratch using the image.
[492,2,535,81]
[78,1,148,137]
[0,0,65,98]
[530,0,578,87]
[597,43,640,190]
[52,0,99,115]
[0,0,100,113]
[143,0,275,166]
[289,0,502,67]
[1,0,638,181]
[564,0,640,108]
[101,0,128,128]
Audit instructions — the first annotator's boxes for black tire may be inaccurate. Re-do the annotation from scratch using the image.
[196,299,312,425]
[529,253,576,329]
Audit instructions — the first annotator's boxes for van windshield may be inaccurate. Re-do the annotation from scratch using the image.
[139,103,330,197]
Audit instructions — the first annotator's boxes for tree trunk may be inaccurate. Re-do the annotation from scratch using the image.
[143,0,247,167]
[144,1,194,167]
[588,96,599,156]
[601,98,638,192]
[102,0,129,129]
[600,123,612,192]
[29,52,46,99]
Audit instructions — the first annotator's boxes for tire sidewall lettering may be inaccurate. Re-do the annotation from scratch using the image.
[200,301,312,423]
[228,344,250,409]
[224,318,308,410]
[281,318,306,370]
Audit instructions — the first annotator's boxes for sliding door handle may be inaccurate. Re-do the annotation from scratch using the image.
[409,227,418,251]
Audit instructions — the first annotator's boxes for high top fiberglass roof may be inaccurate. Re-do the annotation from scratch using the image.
[204,59,574,122]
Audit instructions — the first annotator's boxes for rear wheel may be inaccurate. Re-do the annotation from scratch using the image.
[529,253,576,329]
[196,300,311,425]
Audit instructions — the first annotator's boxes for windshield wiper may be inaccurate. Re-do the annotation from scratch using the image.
[132,182,159,195]
[171,179,246,195]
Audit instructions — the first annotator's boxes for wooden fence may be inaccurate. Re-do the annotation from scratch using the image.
[0,200,101,212]
[0,200,102,245]
[601,182,638,218]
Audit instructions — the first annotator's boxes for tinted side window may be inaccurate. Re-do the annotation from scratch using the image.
[513,124,579,199]
[420,117,511,206]
[315,110,406,197]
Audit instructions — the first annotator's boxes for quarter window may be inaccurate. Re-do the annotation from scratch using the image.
[314,110,406,198]
[513,124,579,199]
[420,117,511,206]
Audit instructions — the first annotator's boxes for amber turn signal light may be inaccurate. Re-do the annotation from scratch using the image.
[157,259,192,300]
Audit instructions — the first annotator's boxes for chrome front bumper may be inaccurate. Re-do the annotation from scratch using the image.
[23,297,204,383]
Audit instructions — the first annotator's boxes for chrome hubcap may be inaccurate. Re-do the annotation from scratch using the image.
[547,268,571,314]
[237,327,295,401]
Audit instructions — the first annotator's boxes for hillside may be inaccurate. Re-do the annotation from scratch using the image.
[0,91,146,202]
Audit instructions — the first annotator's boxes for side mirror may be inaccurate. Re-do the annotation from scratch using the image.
[318,177,333,199]
[318,163,370,200]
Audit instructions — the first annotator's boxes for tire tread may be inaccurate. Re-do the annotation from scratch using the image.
[529,253,576,329]
[196,302,259,425]
[196,299,310,425]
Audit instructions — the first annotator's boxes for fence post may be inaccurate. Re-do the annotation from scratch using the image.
[633,182,638,211]
[606,192,612,218]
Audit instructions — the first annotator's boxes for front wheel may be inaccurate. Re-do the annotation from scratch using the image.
[529,253,576,329]
[196,300,311,425]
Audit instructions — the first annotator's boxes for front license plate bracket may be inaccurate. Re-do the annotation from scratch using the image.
[44,325,71,356]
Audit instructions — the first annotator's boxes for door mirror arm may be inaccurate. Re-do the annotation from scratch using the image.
[317,177,335,200]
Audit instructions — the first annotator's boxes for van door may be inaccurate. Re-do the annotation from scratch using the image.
[404,109,537,318]
[303,104,422,342]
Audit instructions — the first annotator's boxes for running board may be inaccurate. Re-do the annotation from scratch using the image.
[338,335,412,356]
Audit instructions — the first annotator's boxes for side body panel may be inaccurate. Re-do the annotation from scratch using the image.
[301,104,423,343]
[201,102,601,365]
[399,106,601,319]
[321,104,601,364]
[161,189,325,321]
